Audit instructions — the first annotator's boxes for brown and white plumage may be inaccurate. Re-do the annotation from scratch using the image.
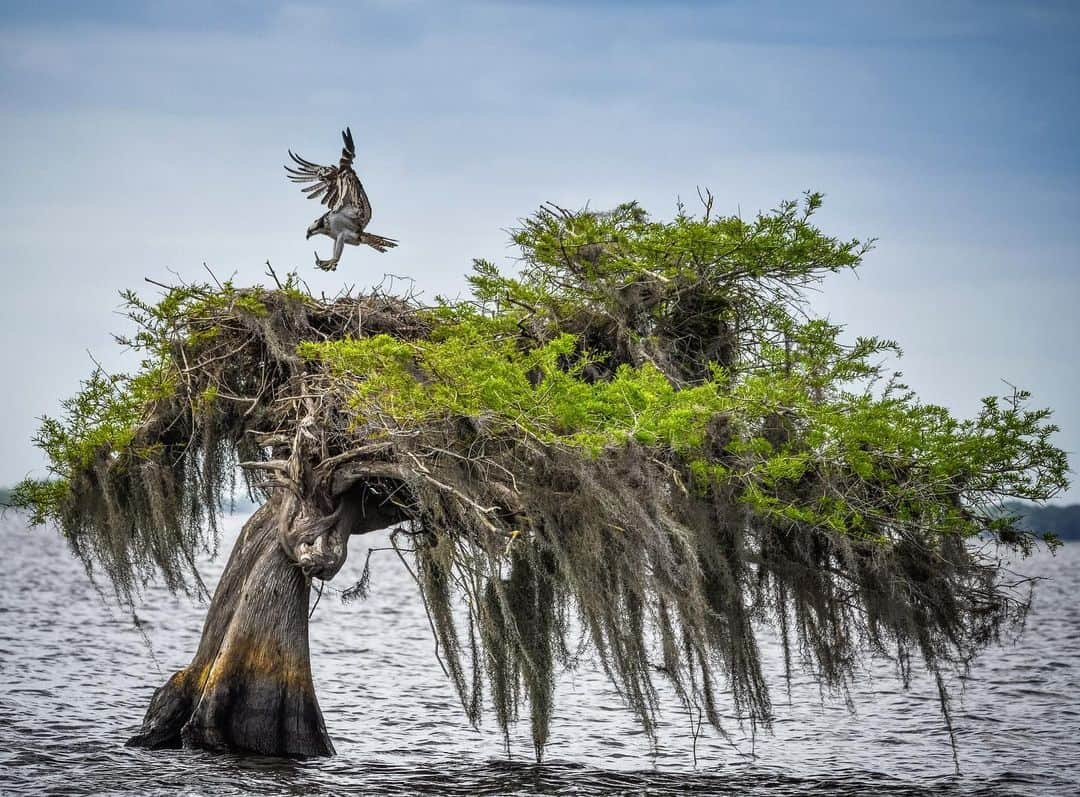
[285,127,397,270]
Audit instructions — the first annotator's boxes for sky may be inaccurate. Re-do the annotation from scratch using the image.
[0,0,1077,500]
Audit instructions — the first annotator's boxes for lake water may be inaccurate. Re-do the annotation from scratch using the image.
[2,510,1078,796]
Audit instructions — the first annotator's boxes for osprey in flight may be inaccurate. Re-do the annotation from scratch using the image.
[285,127,397,271]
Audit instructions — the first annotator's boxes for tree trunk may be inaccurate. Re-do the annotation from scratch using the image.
[126,485,404,757]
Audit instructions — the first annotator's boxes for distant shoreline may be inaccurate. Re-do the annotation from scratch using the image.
[1005,501,1080,542]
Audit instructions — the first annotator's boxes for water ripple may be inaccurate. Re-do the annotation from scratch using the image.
[1,512,1078,796]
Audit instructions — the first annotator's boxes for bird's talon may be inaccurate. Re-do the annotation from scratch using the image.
[314,252,338,272]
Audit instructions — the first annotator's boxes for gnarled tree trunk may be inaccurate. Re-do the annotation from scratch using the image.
[126,485,403,757]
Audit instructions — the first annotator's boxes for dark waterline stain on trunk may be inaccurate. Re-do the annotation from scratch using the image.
[127,500,332,756]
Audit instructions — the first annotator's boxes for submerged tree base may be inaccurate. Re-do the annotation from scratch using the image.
[127,498,333,757]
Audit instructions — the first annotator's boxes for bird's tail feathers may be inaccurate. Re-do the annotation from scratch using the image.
[360,232,398,252]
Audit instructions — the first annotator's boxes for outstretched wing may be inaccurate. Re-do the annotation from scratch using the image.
[284,127,364,210]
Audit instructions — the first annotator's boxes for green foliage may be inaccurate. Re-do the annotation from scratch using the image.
[9,478,69,525]
[9,270,328,597]
[299,253,1066,549]
[32,366,175,474]
[300,329,723,451]
[479,194,866,309]
[13,268,316,533]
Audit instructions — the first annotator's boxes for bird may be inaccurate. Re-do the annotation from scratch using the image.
[285,127,397,271]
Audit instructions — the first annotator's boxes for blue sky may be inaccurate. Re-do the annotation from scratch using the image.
[1,0,1077,499]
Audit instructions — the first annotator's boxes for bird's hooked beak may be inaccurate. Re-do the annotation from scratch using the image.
[306,226,315,240]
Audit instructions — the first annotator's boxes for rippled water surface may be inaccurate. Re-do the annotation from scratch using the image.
[2,511,1078,795]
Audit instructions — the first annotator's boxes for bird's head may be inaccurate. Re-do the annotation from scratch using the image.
[306,219,323,239]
